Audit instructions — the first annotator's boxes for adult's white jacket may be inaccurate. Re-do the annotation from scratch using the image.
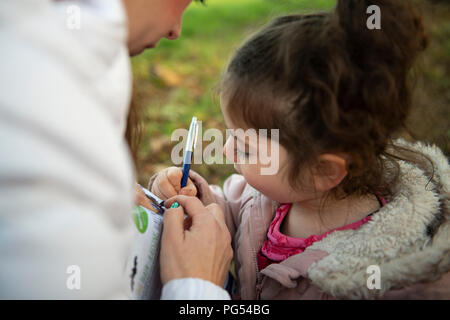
[0,0,229,300]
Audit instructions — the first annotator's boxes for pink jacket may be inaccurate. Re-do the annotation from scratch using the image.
[152,140,450,299]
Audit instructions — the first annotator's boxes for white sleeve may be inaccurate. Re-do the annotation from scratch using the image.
[0,0,134,299]
[161,278,231,300]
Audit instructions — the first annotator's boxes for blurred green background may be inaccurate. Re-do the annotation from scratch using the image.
[131,0,449,187]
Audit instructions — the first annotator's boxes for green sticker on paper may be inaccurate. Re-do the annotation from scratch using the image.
[133,206,148,234]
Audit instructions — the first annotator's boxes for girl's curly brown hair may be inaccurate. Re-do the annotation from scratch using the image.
[221,0,430,199]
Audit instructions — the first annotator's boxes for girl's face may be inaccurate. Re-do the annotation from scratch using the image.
[220,95,318,204]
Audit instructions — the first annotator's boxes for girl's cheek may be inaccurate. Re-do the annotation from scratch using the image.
[240,166,264,188]
[243,170,295,203]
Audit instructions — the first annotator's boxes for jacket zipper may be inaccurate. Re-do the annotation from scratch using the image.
[252,242,263,299]
[250,197,263,300]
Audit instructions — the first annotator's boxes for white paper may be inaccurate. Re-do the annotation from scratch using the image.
[125,205,164,300]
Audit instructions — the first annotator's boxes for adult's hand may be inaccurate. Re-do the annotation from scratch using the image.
[160,195,233,287]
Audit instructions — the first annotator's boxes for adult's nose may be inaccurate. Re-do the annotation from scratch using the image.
[166,22,182,40]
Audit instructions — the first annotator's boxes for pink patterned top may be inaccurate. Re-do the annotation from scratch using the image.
[257,195,386,271]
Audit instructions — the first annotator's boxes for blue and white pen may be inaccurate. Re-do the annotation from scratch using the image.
[180,116,199,188]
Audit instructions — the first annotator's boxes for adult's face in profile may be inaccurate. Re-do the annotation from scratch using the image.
[123,0,192,56]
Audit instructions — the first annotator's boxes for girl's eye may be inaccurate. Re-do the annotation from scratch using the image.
[235,148,250,159]
[233,136,250,160]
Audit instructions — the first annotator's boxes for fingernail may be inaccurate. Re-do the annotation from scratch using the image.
[171,202,180,209]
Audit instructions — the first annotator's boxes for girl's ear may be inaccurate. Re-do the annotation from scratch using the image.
[312,154,348,192]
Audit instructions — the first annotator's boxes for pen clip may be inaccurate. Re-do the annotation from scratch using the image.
[192,120,199,151]
[185,116,198,153]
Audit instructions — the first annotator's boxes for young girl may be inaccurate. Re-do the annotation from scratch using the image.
[149,0,449,299]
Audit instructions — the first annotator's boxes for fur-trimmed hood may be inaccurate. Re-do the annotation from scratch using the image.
[304,139,449,299]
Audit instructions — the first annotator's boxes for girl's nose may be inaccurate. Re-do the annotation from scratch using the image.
[223,136,236,163]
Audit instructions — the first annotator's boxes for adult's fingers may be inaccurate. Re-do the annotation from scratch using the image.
[164,195,207,219]
[162,206,185,244]
[160,195,233,287]
[188,170,209,190]
[188,170,216,206]
[205,203,227,230]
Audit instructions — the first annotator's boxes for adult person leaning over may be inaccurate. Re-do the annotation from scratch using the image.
[0,0,232,299]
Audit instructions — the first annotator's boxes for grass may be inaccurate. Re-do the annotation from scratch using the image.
[131,0,449,187]
[406,0,450,155]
